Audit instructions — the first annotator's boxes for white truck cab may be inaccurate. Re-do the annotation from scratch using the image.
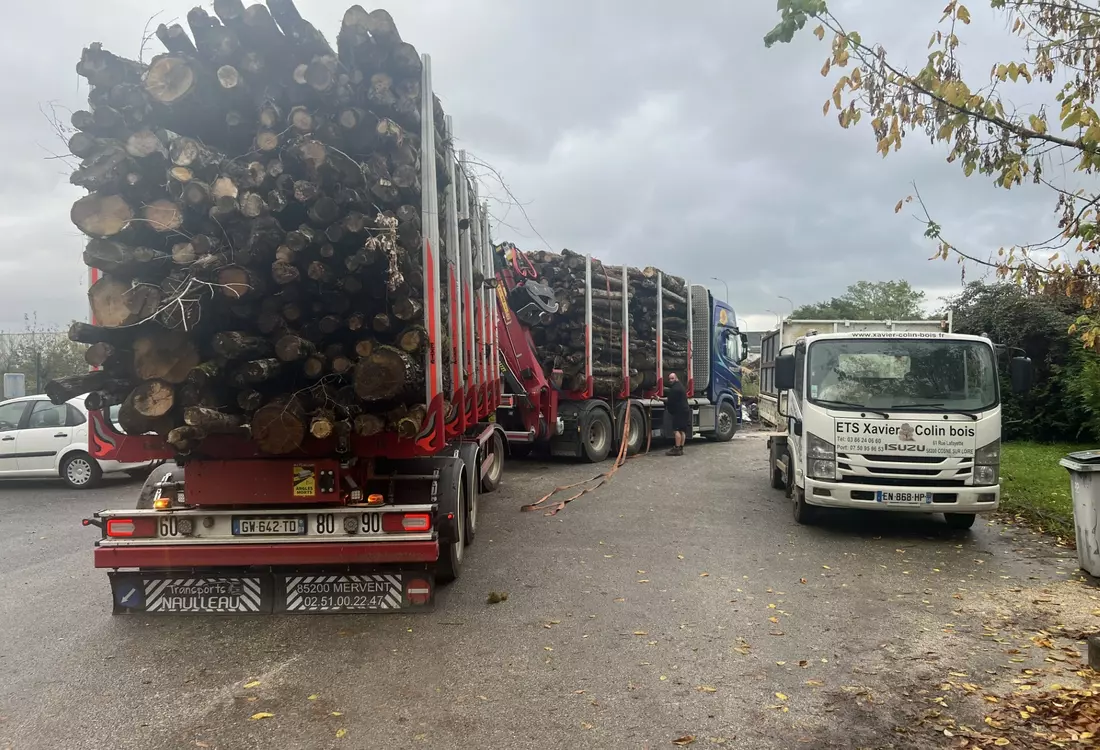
[766,330,1033,529]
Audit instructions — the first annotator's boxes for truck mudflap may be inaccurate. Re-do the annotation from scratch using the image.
[108,569,435,615]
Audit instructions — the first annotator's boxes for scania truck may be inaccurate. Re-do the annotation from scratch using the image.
[764,329,1032,528]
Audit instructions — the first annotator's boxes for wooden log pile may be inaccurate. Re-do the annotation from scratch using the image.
[523,249,690,397]
[53,1,463,455]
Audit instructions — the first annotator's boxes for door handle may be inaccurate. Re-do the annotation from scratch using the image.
[54,433,69,438]
[1,436,13,441]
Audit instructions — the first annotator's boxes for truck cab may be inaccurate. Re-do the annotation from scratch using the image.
[767,331,1032,529]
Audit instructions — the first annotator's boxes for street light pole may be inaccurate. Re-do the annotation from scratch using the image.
[765,309,781,328]
[778,295,794,316]
[711,277,729,301]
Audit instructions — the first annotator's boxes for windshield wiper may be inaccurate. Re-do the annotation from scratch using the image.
[813,399,890,418]
[890,403,980,421]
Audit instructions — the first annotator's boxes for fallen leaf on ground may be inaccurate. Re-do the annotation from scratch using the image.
[700,572,710,578]
[798,660,809,668]
[331,712,343,717]
[249,712,274,721]
[243,680,261,689]
[677,555,685,560]
[487,591,509,604]
[581,722,594,730]
[806,680,823,687]
[308,694,320,701]
[776,661,787,666]
[696,686,718,693]
[799,578,807,584]
[633,631,648,636]
[776,693,788,701]
[822,565,831,570]
[769,617,779,624]
[672,736,696,746]
[336,729,347,739]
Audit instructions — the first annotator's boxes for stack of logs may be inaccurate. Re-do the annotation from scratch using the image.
[50,0,472,455]
[525,249,691,397]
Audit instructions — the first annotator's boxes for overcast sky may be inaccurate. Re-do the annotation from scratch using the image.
[7,0,1059,333]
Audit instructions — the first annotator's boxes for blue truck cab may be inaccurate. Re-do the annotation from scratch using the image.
[683,285,746,439]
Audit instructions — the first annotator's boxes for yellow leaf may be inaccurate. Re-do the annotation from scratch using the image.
[331,711,343,717]
[984,696,999,703]
[823,100,831,117]
[769,617,779,624]
[336,729,347,739]
[581,722,594,730]
[956,5,971,23]
[822,565,831,570]
[677,555,684,560]
[813,25,825,40]
[696,685,718,693]
[249,712,274,721]
[660,675,668,681]
[672,736,696,747]
[633,631,648,636]
[699,572,710,578]
[994,740,1010,747]
[821,59,831,77]
[308,694,320,700]
[806,680,823,687]
[243,680,261,689]
[768,604,777,609]
[775,693,788,701]
[776,661,787,666]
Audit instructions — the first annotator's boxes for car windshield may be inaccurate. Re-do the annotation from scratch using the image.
[806,338,998,412]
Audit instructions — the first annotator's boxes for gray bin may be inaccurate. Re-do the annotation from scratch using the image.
[1059,450,1100,577]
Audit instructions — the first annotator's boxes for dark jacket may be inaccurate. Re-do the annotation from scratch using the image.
[666,380,689,416]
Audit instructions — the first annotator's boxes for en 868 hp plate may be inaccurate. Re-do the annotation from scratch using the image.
[276,574,433,613]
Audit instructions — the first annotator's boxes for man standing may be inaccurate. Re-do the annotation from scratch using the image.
[664,372,690,456]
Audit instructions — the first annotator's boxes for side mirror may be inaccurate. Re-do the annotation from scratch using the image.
[1010,356,1033,394]
[775,354,796,391]
[740,332,749,356]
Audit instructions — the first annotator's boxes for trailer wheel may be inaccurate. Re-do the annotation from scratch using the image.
[622,404,645,456]
[480,431,505,493]
[712,401,738,442]
[437,480,466,584]
[581,409,613,463]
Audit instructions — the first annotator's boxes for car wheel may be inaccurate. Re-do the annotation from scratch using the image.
[943,513,976,530]
[61,452,103,490]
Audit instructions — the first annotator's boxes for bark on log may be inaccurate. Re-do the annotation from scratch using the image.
[45,371,123,405]
[184,406,244,433]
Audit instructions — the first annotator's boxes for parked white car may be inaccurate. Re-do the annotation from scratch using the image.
[0,394,154,489]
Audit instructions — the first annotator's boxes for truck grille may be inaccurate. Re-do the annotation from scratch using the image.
[836,453,972,487]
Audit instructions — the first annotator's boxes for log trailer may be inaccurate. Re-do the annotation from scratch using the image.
[81,56,506,615]
[492,245,748,461]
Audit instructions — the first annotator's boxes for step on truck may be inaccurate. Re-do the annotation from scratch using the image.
[760,323,1033,528]
[80,54,506,615]
[493,245,748,461]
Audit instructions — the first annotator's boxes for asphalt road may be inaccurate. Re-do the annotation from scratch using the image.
[0,433,1095,750]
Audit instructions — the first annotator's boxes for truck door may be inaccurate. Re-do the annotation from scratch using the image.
[790,343,806,481]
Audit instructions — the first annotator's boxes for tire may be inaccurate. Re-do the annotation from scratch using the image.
[769,442,786,490]
[712,401,738,442]
[943,513,977,530]
[60,452,102,490]
[623,404,645,456]
[436,481,466,584]
[793,488,818,525]
[480,431,505,493]
[581,408,613,463]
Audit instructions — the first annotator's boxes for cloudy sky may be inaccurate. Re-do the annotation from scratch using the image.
[7,0,1060,333]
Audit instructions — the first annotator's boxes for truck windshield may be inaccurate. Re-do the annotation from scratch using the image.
[806,339,998,413]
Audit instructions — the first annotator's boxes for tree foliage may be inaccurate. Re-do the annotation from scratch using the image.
[766,0,1100,349]
[948,282,1100,440]
[0,315,87,396]
[791,279,927,319]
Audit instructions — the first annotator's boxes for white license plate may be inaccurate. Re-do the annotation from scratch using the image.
[876,491,932,505]
[233,517,306,535]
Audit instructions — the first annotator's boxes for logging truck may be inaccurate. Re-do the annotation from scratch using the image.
[493,246,748,461]
[76,14,507,613]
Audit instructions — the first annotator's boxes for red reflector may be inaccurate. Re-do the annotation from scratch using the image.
[382,512,432,533]
[407,577,431,605]
[105,517,157,538]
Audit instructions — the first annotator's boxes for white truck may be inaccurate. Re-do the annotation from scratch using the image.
[760,321,1032,529]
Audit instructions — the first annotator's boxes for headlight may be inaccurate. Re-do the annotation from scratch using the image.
[973,464,998,485]
[974,439,1000,486]
[807,432,835,459]
[809,459,836,480]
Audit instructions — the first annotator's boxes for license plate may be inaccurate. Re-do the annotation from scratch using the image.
[232,516,306,536]
[876,491,932,505]
[280,574,415,613]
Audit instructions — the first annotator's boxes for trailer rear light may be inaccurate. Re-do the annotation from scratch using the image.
[382,512,431,533]
[406,577,431,605]
[367,493,384,505]
[153,496,171,510]
[105,517,157,538]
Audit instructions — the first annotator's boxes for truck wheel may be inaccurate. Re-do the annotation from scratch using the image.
[712,401,738,442]
[623,404,645,456]
[437,481,466,584]
[769,442,786,490]
[581,409,613,463]
[793,488,818,525]
[943,513,976,530]
[480,431,505,493]
[60,452,102,490]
